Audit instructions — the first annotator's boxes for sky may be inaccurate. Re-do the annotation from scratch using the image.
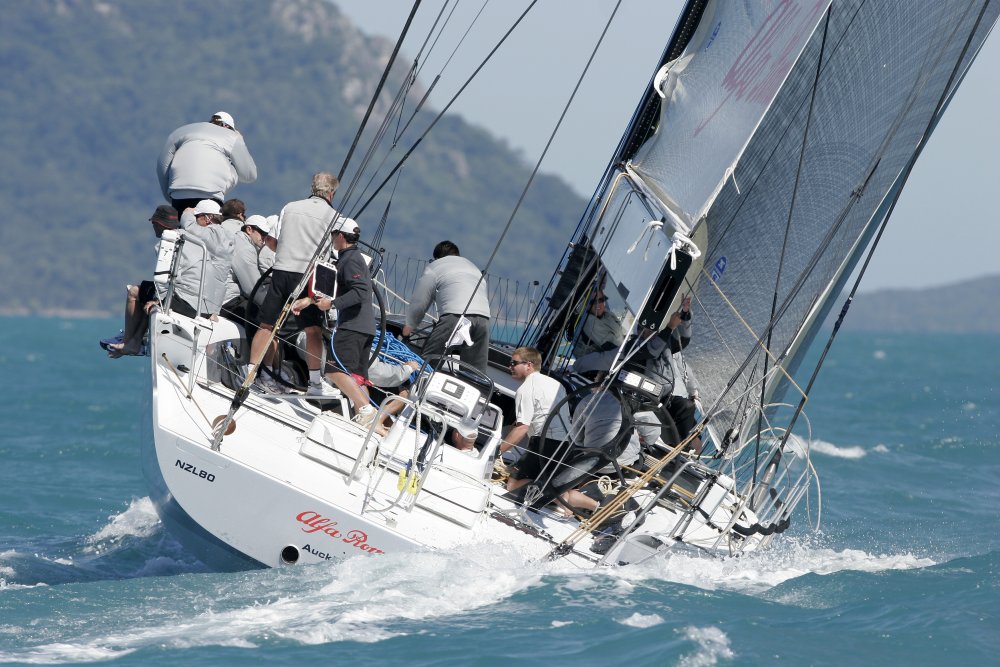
[336,1,998,291]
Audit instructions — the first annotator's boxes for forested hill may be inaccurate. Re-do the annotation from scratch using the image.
[844,274,1000,333]
[0,0,585,314]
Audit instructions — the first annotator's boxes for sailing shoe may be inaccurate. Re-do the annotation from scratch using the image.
[99,331,124,351]
[253,374,283,395]
[352,405,378,428]
[307,379,341,398]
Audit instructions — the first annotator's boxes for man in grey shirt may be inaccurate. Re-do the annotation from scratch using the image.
[172,200,232,318]
[157,111,257,213]
[401,240,491,372]
[230,214,275,303]
[248,172,339,396]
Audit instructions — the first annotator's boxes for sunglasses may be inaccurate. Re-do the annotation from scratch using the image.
[593,296,607,304]
[509,360,529,368]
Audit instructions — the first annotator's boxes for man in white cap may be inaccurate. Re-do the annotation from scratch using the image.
[293,217,378,425]
[157,111,257,213]
[170,200,232,318]
[231,214,275,303]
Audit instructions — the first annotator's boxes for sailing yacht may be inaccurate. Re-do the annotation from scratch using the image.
[142,0,999,570]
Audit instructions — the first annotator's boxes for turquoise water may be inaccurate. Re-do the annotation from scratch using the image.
[1,317,997,665]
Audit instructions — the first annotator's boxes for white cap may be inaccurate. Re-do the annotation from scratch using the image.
[332,216,360,236]
[192,200,222,216]
[266,214,280,238]
[456,418,478,440]
[245,214,272,235]
[211,111,235,129]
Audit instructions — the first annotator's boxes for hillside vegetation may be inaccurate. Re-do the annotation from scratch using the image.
[0,0,584,314]
[844,274,1000,333]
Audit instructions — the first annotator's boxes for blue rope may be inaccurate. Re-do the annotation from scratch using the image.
[372,331,423,382]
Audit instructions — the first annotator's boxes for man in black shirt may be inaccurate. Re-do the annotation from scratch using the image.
[294,217,378,427]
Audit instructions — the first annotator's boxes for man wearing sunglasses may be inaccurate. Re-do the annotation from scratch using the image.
[157,111,257,214]
[500,347,572,493]
[576,290,628,356]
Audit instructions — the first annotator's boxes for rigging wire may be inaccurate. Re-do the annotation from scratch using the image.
[338,0,423,182]
[753,5,832,488]
[336,0,492,221]
[351,0,541,220]
[445,0,625,345]
[210,2,430,449]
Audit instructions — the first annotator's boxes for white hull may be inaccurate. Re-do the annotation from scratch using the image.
[143,310,767,571]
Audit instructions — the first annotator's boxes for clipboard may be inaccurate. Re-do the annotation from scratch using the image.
[309,260,337,301]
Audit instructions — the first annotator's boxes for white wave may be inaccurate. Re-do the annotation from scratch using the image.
[676,626,734,666]
[0,644,132,664]
[618,612,664,628]
[281,543,542,644]
[0,551,15,578]
[0,543,543,661]
[0,535,938,660]
[84,497,160,552]
[809,438,867,459]
[608,538,936,597]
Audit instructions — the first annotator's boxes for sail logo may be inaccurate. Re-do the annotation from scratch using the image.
[704,21,722,51]
[695,0,828,135]
[712,256,728,282]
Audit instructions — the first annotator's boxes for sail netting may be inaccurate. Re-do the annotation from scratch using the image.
[630,0,997,443]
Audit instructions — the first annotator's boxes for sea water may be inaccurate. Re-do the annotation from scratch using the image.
[0,317,997,665]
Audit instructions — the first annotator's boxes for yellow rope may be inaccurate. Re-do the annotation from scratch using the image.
[546,426,701,558]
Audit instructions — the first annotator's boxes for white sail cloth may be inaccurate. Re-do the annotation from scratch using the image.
[631,0,830,226]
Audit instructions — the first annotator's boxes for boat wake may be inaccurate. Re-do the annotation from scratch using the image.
[809,438,870,459]
[597,535,936,597]
[83,497,161,549]
[0,537,947,662]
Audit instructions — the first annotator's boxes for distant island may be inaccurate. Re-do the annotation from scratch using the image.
[841,273,999,333]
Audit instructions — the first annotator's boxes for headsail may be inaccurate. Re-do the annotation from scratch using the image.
[660,0,998,443]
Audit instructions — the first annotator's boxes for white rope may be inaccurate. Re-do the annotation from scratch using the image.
[652,61,676,99]
[723,165,741,195]
[626,217,664,261]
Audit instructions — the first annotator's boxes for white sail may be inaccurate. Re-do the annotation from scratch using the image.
[674,0,999,442]
[631,0,830,227]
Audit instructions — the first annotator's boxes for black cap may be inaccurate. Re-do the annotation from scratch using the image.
[150,205,179,230]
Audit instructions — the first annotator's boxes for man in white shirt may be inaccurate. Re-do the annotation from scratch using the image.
[501,347,572,492]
